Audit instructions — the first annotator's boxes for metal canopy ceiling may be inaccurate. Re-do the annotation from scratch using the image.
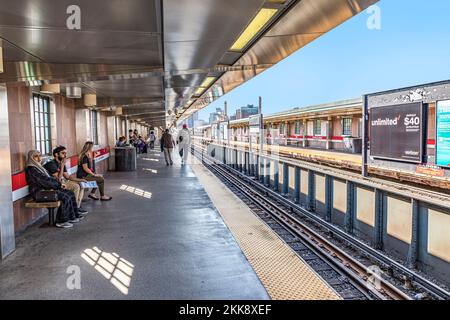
[0,0,377,128]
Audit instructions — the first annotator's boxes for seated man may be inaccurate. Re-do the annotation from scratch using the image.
[44,146,89,214]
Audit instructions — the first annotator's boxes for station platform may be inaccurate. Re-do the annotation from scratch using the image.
[0,149,339,300]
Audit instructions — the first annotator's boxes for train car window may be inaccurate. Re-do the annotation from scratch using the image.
[32,93,52,155]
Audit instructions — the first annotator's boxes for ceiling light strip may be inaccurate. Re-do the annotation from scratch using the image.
[230,8,278,52]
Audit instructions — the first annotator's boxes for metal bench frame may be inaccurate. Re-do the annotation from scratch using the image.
[25,200,61,226]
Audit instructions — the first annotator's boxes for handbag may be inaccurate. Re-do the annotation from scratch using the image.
[35,190,58,203]
[179,148,184,158]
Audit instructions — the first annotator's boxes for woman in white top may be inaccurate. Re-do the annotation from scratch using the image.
[176,124,191,165]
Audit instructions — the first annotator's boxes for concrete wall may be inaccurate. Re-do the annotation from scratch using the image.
[7,86,33,174]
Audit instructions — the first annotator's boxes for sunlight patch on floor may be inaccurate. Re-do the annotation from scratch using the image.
[81,247,135,295]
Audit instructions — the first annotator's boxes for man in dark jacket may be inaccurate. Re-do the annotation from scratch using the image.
[161,129,175,165]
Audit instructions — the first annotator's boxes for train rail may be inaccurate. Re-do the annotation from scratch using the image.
[192,145,450,300]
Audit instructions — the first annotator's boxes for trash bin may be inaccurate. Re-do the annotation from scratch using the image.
[351,138,362,153]
[115,147,137,171]
[108,148,116,171]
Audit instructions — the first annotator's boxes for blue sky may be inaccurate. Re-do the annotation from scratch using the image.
[198,0,450,121]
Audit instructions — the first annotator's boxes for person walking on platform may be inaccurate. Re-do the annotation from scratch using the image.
[176,124,191,165]
[161,129,175,166]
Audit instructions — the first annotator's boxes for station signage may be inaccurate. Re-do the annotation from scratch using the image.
[436,100,450,167]
[370,102,423,163]
[249,114,262,133]
[415,164,445,177]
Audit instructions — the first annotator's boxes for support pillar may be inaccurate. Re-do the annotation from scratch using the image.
[284,121,289,146]
[345,181,355,234]
[273,161,279,192]
[326,117,332,150]
[0,85,15,258]
[264,159,271,187]
[407,199,420,269]
[244,152,248,175]
[282,163,289,196]
[294,167,300,203]
[239,151,243,172]
[324,175,333,222]
[255,155,260,180]
[259,157,265,184]
[374,189,384,250]
[362,95,369,177]
[302,119,307,148]
[250,153,255,176]
[307,170,315,211]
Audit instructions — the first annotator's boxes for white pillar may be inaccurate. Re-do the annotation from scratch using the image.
[326,117,332,150]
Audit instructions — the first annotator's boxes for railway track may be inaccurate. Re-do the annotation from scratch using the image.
[192,146,450,300]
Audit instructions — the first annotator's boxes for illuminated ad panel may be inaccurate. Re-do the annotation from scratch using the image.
[436,100,450,167]
[370,102,423,163]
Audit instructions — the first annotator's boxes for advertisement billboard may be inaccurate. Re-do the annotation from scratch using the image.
[436,100,450,167]
[370,102,423,163]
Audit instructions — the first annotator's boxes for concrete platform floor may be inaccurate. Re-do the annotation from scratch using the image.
[0,149,269,300]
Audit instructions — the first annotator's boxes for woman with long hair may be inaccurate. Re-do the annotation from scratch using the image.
[76,141,112,201]
[25,150,84,228]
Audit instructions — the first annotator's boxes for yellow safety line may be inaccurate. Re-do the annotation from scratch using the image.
[191,163,342,300]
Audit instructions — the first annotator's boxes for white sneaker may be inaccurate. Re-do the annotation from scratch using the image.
[69,218,81,223]
[78,207,88,215]
[55,222,73,228]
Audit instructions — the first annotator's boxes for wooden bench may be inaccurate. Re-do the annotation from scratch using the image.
[25,200,61,226]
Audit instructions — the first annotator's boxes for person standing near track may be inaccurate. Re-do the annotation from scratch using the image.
[176,124,191,165]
